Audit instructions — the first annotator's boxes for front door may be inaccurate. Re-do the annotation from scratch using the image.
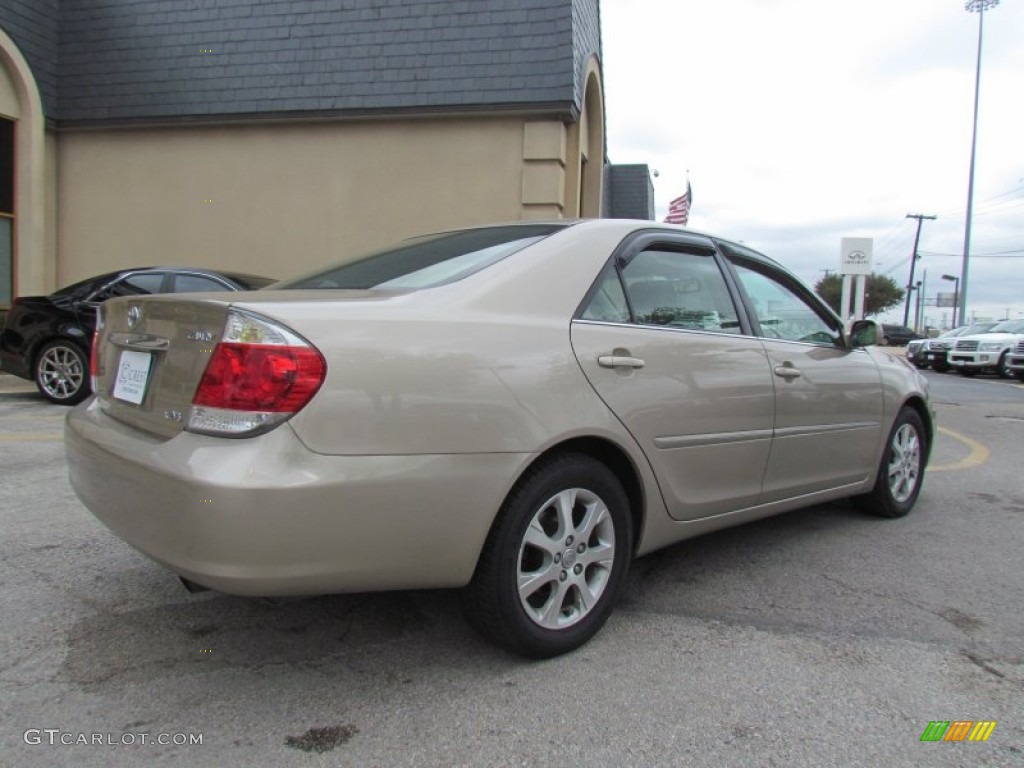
[725,253,883,500]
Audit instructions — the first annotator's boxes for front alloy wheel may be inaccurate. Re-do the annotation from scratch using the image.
[854,407,927,518]
[463,453,632,658]
[997,353,1013,380]
[35,340,90,405]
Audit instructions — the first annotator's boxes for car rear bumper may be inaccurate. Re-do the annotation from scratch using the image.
[65,398,527,596]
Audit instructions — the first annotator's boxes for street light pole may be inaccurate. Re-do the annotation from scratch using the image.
[942,273,960,328]
[959,0,1000,327]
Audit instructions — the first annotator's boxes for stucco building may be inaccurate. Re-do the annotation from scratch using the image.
[0,0,650,303]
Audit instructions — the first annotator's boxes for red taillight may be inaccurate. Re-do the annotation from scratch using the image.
[193,343,325,412]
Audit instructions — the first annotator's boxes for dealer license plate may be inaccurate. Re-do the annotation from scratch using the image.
[112,350,153,405]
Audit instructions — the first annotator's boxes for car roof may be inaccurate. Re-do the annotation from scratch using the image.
[51,267,273,298]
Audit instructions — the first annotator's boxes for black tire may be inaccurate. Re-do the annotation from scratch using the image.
[997,352,1012,380]
[1016,372,1024,383]
[854,407,927,519]
[932,362,949,373]
[462,453,633,658]
[34,339,90,405]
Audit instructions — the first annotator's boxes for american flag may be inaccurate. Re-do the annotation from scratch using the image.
[664,181,692,225]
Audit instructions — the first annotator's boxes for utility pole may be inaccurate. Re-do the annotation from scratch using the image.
[903,213,936,327]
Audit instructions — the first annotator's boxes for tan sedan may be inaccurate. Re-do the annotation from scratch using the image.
[66,220,932,658]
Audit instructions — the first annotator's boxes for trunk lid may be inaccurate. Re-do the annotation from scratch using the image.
[95,296,231,439]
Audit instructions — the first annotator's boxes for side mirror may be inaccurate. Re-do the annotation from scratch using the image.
[849,319,880,348]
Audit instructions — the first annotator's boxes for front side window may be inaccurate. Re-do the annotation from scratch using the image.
[618,248,741,333]
[730,260,841,345]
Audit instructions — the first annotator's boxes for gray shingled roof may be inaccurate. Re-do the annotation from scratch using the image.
[12,0,600,123]
[0,0,59,116]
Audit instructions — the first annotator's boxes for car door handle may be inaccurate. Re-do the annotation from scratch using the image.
[598,355,646,369]
[773,364,801,380]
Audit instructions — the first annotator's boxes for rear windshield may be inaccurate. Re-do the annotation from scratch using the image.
[277,225,565,291]
[50,273,121,299]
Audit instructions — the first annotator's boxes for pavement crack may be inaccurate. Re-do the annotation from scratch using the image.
[962,651,1007,680]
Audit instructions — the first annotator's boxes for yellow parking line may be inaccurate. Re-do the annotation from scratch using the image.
[0,432,63,441]
[929,426,990,472]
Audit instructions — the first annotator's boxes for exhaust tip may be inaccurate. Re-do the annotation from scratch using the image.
[179,576,211,594]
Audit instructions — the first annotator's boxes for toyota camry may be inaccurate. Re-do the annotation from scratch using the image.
[65,220,932,658]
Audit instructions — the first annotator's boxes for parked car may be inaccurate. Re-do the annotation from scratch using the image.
[880,324,924,346]
[1006,337,1024,381]
[947,318,1024,378]
[65,220,933,658]
[906,323,997,372]
[0,268,275,404]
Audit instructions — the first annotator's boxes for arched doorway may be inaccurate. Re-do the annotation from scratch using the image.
[568,55,605,218]
[0,26,47,305]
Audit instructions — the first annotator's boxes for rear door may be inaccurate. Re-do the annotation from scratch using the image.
[571,232,775,521]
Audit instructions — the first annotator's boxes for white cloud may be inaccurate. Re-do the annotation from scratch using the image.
[602,0,1024,323]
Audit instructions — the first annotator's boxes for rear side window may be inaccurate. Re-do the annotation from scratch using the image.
[621,249,741,332]
[278,225,565,291]
[580,246,741,334]
[173,274,233,293]
[93,273,167,300]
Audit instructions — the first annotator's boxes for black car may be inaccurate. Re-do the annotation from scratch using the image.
[0,267,274,404]
[880,324,924,346]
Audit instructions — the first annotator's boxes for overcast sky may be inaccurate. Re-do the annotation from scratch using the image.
[601,0,1024,325]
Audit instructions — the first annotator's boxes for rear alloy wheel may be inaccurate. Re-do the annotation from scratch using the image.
[854,407,927,518]
[34,340,90,405]
[463,453,632,658]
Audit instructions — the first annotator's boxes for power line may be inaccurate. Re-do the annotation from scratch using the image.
[918,249,1024,257]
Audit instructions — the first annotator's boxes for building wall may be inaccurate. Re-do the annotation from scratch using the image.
[604,164,655,220]
[56,116,565,285]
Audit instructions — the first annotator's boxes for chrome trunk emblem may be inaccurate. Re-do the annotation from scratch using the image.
[127,305,142,330]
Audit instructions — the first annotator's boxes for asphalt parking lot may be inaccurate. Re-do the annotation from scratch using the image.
[1,368,1022,767]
